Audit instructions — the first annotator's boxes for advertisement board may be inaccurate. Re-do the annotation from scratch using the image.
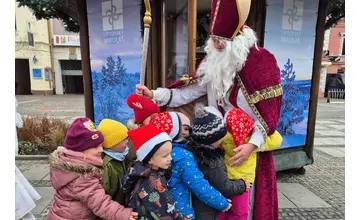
[264,0,319,149]
[53,35,81,46]
[86,0,142,125]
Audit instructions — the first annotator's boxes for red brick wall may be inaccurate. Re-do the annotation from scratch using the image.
[328,19,345,57]
[319,19,345,97]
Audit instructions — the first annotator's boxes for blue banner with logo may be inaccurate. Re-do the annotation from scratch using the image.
[87,0,142,125]
[264,0,319,149]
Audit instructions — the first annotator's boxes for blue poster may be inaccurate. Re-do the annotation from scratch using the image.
[264,0,319,149]
[87,0,142,125]
[32,69,42,79]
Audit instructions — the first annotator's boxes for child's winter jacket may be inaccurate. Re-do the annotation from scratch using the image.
[222,130,283,182]
[123,161,188,220]
[102,154,129,205]
[187,141,247,220]
[47,147,132,220]
[169,143,229,219]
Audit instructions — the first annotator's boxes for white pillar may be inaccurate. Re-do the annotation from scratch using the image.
[319,66,327,94]
[54,59,64,94]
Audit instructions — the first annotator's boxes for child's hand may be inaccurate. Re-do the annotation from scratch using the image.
[186,214,193,219]
[129,212,138,220]
[245,181,251,192]
[222,200,232,212]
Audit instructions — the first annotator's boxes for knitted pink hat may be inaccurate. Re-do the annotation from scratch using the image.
[64,118,104,152]
[177,112,190,127]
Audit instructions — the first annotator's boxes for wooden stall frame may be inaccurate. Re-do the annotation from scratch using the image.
[161,0,166,87]
[304,0,329,160]
[187,0,197,74]
[79,0,329,168]
[78,0,94,121]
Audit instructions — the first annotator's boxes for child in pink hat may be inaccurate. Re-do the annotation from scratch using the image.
[177,112,191,137]
[47,118,138,220]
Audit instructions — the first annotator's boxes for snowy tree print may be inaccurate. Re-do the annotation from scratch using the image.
[277,58,310,135]
[92,55,140,125]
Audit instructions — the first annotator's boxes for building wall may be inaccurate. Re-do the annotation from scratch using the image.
[15,3,53,94]
[319,18,345,97]
[326,18,345,74]
[323,29,330,51]
[51,19,82,94]
[328,19,345,57]
[53,47,82,94]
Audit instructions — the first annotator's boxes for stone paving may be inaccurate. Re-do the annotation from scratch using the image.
[15,95,345,220]
[277,118,345,220]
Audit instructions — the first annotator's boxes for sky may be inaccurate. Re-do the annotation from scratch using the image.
[87,0,143,73]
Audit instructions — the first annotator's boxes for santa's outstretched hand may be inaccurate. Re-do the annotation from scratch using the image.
[136,84,153,99]
[229,143,257,167]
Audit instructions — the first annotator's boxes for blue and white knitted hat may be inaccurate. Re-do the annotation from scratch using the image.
[191,104,227,145]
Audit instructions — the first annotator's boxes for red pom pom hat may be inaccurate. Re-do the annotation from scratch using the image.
[127,94,160,124]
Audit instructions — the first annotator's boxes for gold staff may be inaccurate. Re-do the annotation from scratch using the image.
[140,0,152,85]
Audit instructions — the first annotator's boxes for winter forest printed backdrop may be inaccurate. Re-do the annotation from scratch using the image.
[87,0,142,125]
[264,0,319,149]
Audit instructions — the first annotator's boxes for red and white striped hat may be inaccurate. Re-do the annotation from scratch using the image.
[128,125,171,163]
[149,112,181,141]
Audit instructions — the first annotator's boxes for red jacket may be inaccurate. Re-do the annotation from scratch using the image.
[47,147,132,220]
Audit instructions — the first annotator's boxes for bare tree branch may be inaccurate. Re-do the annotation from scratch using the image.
[15,31,26,52]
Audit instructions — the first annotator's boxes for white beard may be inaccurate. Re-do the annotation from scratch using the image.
[197,27,258,100]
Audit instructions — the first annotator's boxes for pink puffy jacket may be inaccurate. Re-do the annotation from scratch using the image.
[47,147,132,220]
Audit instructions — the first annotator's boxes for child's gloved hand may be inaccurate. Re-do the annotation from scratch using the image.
[222,199,232,212]
[129,212,138,220]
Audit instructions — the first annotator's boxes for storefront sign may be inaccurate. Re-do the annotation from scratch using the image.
[101,0,124,44]
[69,53,77,60]
[87,0,142,125]
[68,47,77,60]
[53,35,80,46]
[44,67,52,81]
[32,68,42,79]
[264,0,319,149]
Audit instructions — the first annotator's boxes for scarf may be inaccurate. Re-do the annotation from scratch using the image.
[104,147,129,161]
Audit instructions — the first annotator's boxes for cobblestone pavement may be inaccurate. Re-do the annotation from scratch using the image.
[277,150,345,219]
[16,94,85,122]
[277,117,345,220]
[15,95,345,220]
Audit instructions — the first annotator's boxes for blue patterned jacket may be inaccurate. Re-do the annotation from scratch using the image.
[169,143,229,219]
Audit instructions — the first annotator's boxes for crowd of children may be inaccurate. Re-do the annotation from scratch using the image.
[46,94,282,220]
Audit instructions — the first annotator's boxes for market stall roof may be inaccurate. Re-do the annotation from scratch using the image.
[16,0,79,32]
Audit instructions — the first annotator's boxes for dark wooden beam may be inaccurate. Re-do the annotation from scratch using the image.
[247,0,267,46]
[188,0,197,74]
[77,0,94,121]
[305,0,329,160]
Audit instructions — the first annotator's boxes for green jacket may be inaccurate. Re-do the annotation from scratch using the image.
[102,154,128,205]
